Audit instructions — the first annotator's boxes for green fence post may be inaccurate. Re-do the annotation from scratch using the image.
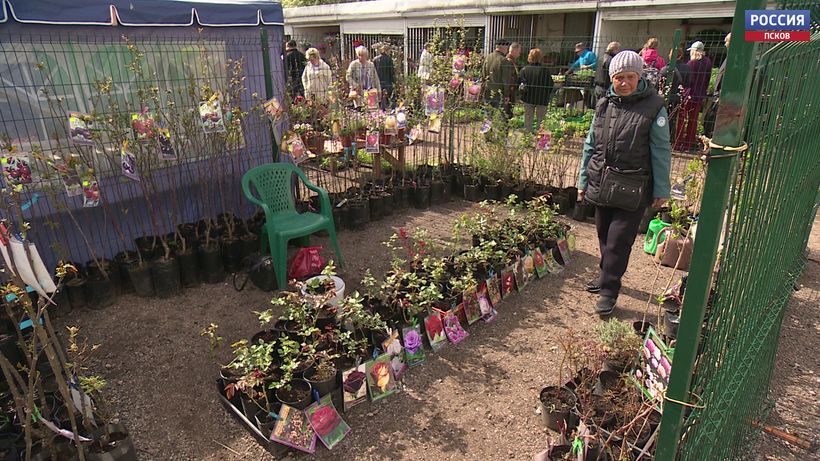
[260,28,280,163]
[655,0,766,458]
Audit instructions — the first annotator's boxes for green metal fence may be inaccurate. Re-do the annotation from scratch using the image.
[657,1,820,459]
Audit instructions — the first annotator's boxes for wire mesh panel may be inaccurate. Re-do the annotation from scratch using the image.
[0,27,284,269]
[672,28,820,461]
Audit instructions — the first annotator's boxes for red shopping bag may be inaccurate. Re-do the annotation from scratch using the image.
[288,246,325,280]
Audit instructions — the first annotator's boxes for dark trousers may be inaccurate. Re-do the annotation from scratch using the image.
[595,205,647,298]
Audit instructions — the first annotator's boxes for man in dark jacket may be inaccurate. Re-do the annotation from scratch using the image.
[481,39,511,109]
[373,45,395,110]
[577,51,671,316]
[284,40,306,100]
[594,41,620,99]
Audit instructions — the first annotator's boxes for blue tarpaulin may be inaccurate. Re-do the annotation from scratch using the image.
[0,0,284,27]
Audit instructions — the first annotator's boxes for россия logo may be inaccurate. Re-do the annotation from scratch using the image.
[745,10,811,42]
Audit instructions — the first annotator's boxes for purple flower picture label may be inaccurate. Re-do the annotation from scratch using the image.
[381,328,408,381]
[444,311,469,345]
[402,325,426,367]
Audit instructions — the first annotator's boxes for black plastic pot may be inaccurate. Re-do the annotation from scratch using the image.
[381,192,394,215]
[633,320,654,337]
[177,250,199,288]
[113,252,136,294]
[664,310,680,339]
[304,365,339,397]
[275,379,313,410]
[348,200,369,230]
[66,277,89,309]
[151,257,181,298]
[332,206,344,231]
[369,195,385,221]
[539,386,578,431]
[85,275,117,310]
[464,183,481,202]
[198,244,226,284]
[221,238,243,274]
[125,262,153,297]
[571,201,592,222]
[413,184,431,209]
[241,233,260,259]
[84,423,138,461]
[484,183,501,201]
[430,180,446,204]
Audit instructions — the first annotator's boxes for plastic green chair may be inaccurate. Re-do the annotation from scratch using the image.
[242,163,343,289]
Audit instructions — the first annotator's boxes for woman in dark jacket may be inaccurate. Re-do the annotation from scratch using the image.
[519,48,554,132]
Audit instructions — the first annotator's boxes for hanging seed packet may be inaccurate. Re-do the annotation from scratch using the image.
[365,130,380,154]
[557,238,571,265]
[306,394,350,450]
[464,80,482,102]
[263,97,284,121]
[81,179,100,208]
[501,267,517,298]
[396,107,407,130]
[285,133,309,165]
[381,329,407,381]
[424,312,447,352]
[533,248,548,278]
[462,289,481,325]
[119,141,139,182]
[523,252,536,282]
[157,127,177,161]
[568,233,577,252]
[270,404,317,454]
[480,119,492,134]
[130,109,156,142]
[365,89,380,111]
[384,114,398,136]
[407,124,423,145]
[402,324,426,367]
[477,282,496,322]
[424,86,444,115]
[428,113,442,134]
[536,130,551,152]
[514,258,527,291]
[448,76,461,91]
[1,154,33,186]
[452,54,466,74]
[342,363,367,411]
[198,97,226,134]
[55,156,82,197]
[443,310,469,345]
[365,353,398,402]
[67,112,96,145]
[486,275,502,306]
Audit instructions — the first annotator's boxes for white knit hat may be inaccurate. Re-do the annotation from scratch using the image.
[609,50,644,78]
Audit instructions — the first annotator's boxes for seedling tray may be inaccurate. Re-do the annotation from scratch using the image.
[215,379,291,458]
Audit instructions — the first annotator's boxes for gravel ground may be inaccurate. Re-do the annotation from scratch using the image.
[53,202,818,461]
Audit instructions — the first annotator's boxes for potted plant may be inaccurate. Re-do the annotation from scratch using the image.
[303,261,345,308]
[594,319,643,373]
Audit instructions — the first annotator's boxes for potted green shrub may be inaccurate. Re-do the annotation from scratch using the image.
[594,319,643,373]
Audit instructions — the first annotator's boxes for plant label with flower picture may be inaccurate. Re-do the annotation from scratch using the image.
[536,130,551,152]
[523,252,536,282]
[557,238,571,265]
[533,248,548,278]
[402,325,426,367]
[306,394,351,450]
[365,131,380,154]
[501,267,517,298]
[131,110,156,142]
[424,86,444,115]
[384,114,398,136]
[480,119,492,134]
[270,404,317,454]
[448,76,461,91]
[424,312,447,352]
[285,133,309,165]
[545,249,563,274]
[55,156,82,197]
[634,328,673,410]
[443,311,469,345]
[462,289,481,325]
[452,54,466,74]
[81,179,100,208]
[407,124,422,145]
[365,89,380,111]
[396,108,407,130]
[365,353,398,401]
[514,258,528,291]
[342,363,367,411]
[263,97,284,121]
[477,282,496,322]
[199,98,226,134]
[157,127,177,161]
[119,141,139,182]
[67,112,96,145]
[464,80,482,102]
[1,154,34,186]
[486,276,502,306]
[428,114,442,134]
[567,233,577,252]
[382,328,408,380]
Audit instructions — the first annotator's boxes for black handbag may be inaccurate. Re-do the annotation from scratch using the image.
[589,105,650,211]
